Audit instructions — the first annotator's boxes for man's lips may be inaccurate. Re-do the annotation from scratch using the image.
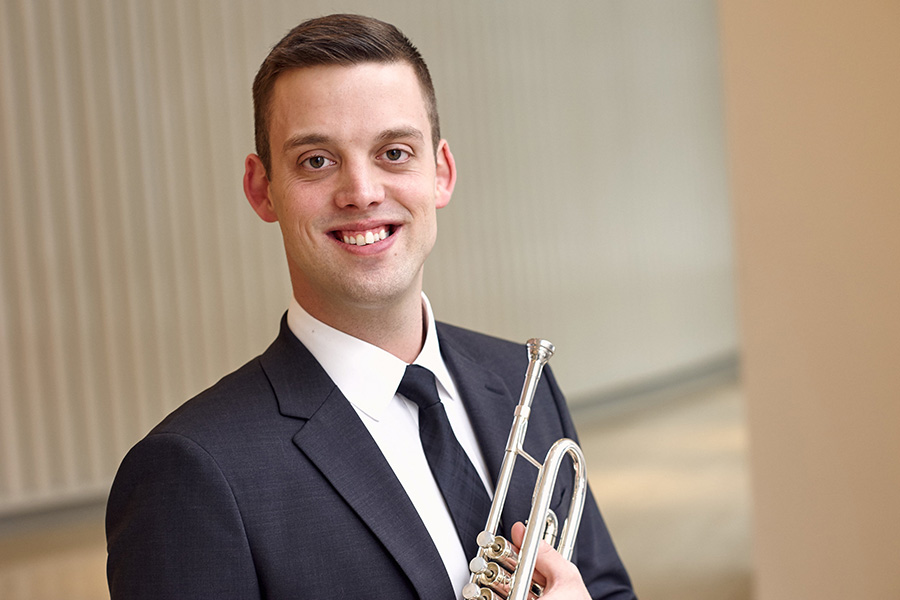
[333,225,395,247]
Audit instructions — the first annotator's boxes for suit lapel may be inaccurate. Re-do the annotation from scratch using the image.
[437,330,516,488]
[293,390,455,599]
[259,318,456,600]
[437,326,543,538]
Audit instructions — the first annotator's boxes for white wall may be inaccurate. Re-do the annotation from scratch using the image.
[0,0,735,514]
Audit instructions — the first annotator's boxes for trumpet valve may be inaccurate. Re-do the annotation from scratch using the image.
[476,530,496,548]
[462,582,484,600]
[469,556,489,574]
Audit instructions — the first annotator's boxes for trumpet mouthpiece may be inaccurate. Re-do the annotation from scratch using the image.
[526,338,555,363]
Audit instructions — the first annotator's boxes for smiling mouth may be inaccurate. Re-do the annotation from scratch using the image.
[334,226,394,246]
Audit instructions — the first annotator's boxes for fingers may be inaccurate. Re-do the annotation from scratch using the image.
[510,522,547,586]
[509,522,590,600]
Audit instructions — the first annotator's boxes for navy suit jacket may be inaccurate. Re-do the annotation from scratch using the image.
[107,318,635,599]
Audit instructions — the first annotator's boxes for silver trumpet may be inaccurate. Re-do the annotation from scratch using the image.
[462,339,588,600]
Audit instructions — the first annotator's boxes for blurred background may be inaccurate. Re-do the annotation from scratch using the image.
[1,1,898,599]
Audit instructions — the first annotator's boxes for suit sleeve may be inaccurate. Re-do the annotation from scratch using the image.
[543,368,638,600]
[106,432,261,599]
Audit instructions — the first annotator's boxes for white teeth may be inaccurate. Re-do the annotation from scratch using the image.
[341,228,388,246]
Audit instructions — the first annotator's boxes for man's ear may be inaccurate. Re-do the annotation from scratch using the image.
[243,154,278,222]
[434,139,457,209]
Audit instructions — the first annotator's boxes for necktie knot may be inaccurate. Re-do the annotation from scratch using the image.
[398,364,442,410]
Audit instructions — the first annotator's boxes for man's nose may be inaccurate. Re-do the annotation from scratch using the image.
[334,161,384,209]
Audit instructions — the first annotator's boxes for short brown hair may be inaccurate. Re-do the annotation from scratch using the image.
[252,14,440,175]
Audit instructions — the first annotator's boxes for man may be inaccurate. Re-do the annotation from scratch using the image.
[106,14,635,600]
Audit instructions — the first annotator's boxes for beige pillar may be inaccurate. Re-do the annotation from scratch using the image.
[718,1,900,598]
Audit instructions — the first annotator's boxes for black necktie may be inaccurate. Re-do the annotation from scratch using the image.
[398,364,492,556]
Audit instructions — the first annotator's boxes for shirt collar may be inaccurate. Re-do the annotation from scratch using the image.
[286,293,458,421]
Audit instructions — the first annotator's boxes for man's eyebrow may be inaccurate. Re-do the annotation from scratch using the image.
[282,133,331,155]
[281,127,425,155]
[376,127,425,144]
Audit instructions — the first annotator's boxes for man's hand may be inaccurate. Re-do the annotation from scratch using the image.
[510,522,591,600]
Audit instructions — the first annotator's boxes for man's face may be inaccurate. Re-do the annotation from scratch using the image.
[245,62,455,323]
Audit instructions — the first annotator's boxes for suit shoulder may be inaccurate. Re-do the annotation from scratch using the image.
[151,356,276,439]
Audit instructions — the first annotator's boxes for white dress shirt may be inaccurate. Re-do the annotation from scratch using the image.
[286,293,492,597]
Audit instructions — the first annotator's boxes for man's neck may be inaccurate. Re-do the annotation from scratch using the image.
[293,290,426,363]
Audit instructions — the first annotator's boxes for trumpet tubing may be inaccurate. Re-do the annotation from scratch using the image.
[462,339,588,600]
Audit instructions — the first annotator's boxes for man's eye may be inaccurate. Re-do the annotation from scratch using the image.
[383,148,410,162]
[301,155,334,169]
